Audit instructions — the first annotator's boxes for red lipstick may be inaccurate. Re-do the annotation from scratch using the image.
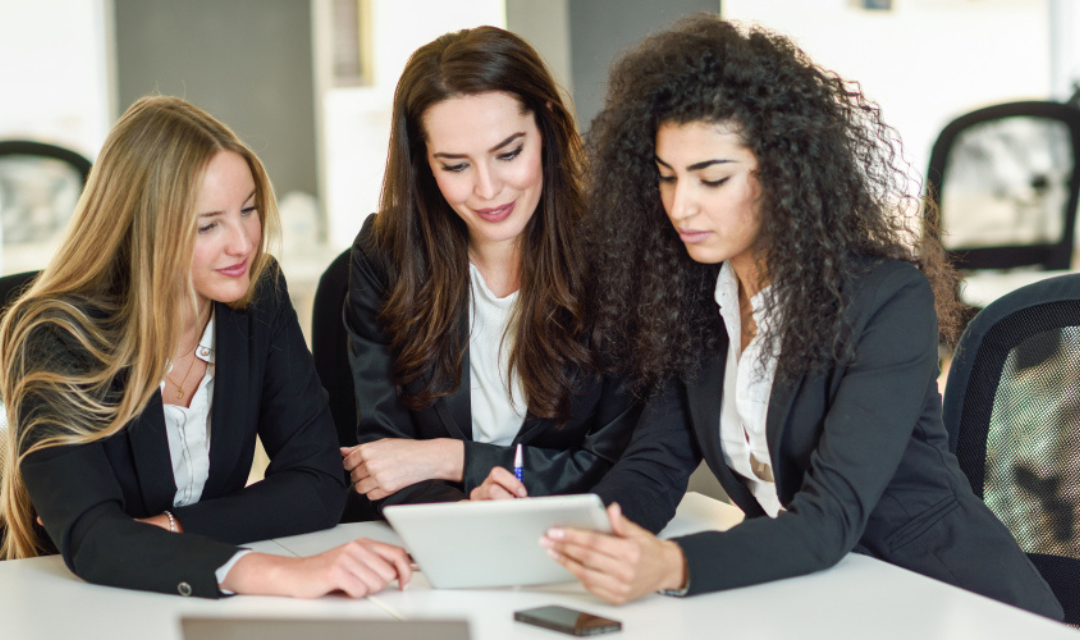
[474,200,516,223]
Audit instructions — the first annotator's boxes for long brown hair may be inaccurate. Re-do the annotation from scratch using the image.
[0,95,280,558]
[375,26,591,420]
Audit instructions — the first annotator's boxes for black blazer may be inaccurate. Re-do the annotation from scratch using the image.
[593,260,1063,619]
[20,267,347,598]
[345,214,640,510]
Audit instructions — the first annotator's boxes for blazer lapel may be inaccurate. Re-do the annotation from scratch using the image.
[127,391,177,515]
[204,302,244,497]
[435,312,472,441]
[765,372,803,503]
[686,347,762,515]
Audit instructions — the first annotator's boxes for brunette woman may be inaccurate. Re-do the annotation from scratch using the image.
[540,15,1062,619]
[341,26,638,508]
[1,96,410,598]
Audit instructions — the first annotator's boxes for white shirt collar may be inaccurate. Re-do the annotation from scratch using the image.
[194,308,215,364]
[714,261,775,334]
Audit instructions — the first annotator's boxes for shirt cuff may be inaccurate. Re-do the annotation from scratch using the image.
[215,548,254,595]
[658,583,690,597]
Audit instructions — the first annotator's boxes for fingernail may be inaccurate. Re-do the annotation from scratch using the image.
[547,527,564,540]
[545,548,560,560]
[539,536,553,548]
[517,487,527,497]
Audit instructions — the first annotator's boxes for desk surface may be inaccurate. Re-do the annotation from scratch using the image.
[1,493,1073,640]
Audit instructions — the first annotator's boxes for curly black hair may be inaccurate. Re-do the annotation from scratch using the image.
[585,14,959,394]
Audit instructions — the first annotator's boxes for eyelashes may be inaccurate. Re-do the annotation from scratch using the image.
[198,206,258,233]
[656,174,731,188]
[439,144,525,173]
[497,145,523,162]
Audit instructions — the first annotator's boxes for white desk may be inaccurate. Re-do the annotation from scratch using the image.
[0,541,397,640]
[1,493,1073,640]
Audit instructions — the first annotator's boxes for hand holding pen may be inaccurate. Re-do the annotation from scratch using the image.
[468,443,529,501]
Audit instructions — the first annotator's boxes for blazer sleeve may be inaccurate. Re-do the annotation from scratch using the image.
[590,380,702,534]
[18,327,238,598]
[344,216,467,505]
[673,263,942,595]
[22,443,239,597]
[173,268,347,542]
[460,370,642,497]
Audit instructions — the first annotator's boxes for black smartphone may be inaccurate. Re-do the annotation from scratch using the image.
[514,605,622,636]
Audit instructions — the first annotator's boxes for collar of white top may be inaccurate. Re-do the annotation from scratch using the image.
[165,308,216,374]
[193,307,215,364]
[713,261,773,326]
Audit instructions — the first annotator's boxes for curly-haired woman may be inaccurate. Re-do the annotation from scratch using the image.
[340,27,639,508]
[540,15,1062,618]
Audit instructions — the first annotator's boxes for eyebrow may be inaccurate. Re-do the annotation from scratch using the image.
[199,189,256,217]
[655,156,735,172]
[433,132,526,160]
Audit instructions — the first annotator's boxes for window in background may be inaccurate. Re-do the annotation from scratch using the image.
[314,0,506,251]
[0,0,111,275]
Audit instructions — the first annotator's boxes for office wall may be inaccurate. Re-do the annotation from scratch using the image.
[506,0,573,97]
[113,0,317,200]
[567,0,720,130]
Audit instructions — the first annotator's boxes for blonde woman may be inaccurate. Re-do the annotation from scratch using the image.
[0,96,410,598]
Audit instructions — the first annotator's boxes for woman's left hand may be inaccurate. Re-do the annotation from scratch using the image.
[540,502,687,605]
[341,438,464,501]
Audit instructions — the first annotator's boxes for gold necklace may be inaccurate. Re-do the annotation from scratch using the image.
[165,344,199,400]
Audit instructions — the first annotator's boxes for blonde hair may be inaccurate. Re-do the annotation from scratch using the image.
[0,96,281,558]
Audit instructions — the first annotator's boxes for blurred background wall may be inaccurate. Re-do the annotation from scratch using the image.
[3,0,1072,259]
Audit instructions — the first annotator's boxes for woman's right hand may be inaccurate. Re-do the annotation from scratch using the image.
[469,466,527,500]
[341,438,464,500]
[220,537,412,598]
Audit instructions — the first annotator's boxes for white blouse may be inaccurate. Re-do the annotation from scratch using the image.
[160,310,215,508]
[467,263,527,445]
[159,311,248,587]
[715,262,785,517]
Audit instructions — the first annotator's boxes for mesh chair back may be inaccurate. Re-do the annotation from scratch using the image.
[0,270,39,546]
[926,101,1080,272]
[943,273,1080,624]
[0,141,91,250]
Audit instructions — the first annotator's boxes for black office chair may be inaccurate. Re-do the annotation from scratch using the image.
[926,101,1080,273]
[0,270,40,550]
[311,248,378,522]
[0,140,91,247]
[942,272,1080,625]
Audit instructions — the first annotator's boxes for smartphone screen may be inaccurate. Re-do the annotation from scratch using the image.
[514,605,622,636]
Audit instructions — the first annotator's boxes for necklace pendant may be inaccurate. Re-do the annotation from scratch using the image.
[176,389,184,400]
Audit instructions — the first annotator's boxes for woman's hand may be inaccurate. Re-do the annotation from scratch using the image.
[469,466,527,500]
[341,438,464,500]
[540,502,687,605]
[220,538,412,598]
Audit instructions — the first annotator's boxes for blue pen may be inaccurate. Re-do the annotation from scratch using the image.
[514,443,524,482]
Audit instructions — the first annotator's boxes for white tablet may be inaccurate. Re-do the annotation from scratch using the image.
[383,493,612,589]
